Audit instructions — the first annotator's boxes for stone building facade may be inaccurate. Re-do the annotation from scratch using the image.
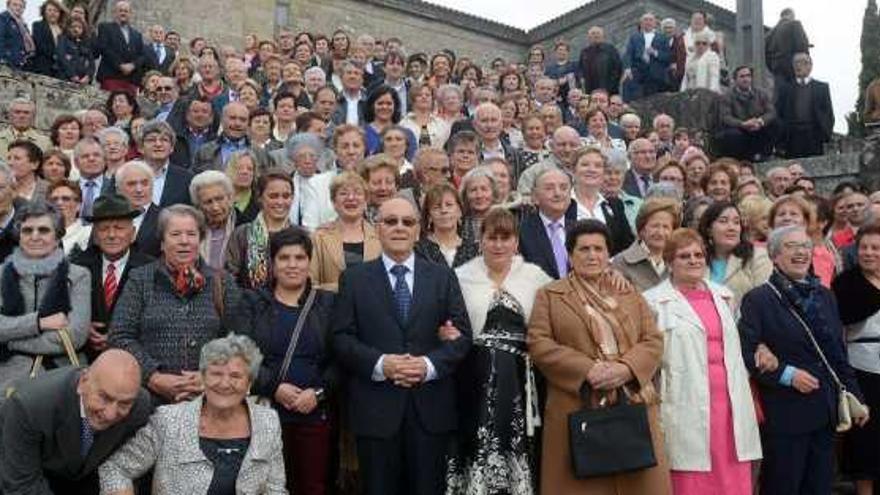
[125,0,738,67]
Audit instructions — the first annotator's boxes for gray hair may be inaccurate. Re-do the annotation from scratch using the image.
[73,137,103,161]
[285,132,324,160]
[652,113,674,129]
[189,171,234,206]
[646,181,683,201]
[9,97,35,110]
[619,113,641,127]
[136,119,177,147]
[115,160,154,185]
[766,225,810,258]
[660,18,676,29]
[303,66,326,80]
[157,204,207,241]
[198,333,263,383]
[604,148,629,172]
[459,166,499,214]
[95,126,130,147]
[534,166,573,189]
[14,200,65,241]
[435,83,463,103]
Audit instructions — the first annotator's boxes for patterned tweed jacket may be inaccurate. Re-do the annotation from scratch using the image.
[99,396,287,494]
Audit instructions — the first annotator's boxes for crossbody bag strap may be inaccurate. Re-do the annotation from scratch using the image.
[274,289,318,387]
[763,281,844,390]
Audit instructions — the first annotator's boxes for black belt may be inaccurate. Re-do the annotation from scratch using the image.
[849,337,880,344]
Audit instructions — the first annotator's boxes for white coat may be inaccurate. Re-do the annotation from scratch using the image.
[643,279,762,471]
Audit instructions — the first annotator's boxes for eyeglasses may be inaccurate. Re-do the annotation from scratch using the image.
[381,217,418,227]
[21,226,53,236]
[50,195,77,203]
[155,86,175,92]
[783,241,813,251]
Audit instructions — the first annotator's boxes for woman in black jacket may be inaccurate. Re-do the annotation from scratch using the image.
[240,227,337,495]
[55,17,93,84]
[30,0,66,77]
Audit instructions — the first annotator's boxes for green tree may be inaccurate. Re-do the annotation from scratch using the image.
[851,0,880,136]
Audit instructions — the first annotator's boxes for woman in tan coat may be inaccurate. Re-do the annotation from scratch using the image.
[310,171,381,292]
[528,219,671,495]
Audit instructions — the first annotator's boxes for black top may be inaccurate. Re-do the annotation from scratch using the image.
[200,436,250,495]
[343,242,365,267]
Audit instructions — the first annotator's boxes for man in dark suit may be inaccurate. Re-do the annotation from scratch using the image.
[776,53,834,158]
[622,12,671,102]
[519,168,578,279]
[622,138,657,198]
[578,26,623,95]
[765,8,810,86]
[145,24,175,75]
[169,98,218,169]
[115,160,162,258]
[333,196,472,495]
[94,0,147,93]
[0,349,152,495]
[71,193,154,360]
[73,137,114,219]
[137,120,193,207]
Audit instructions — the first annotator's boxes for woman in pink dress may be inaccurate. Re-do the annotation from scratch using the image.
[643,228,762,495]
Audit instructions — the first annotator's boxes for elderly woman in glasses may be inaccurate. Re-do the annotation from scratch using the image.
[0,201,91,402]
[47,179,91,254]
[286,133,336,232]
[99,334,287,494]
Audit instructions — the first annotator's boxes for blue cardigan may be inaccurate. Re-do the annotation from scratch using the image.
[0,12,30,69]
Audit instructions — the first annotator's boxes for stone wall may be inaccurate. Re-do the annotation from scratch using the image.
[0,66,106,132]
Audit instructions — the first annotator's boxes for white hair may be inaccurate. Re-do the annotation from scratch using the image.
[114,160,154,185]
[189,170,234,206]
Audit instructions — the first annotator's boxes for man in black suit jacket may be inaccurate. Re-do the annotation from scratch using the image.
[519,167,578,279]
[115,160,163,259]
[144,24,175,75]
[776,53,834,158]
[0,350,152,495]
[621,138,658,199]
[333,197,472,495]
[71,193,154,360]
[94,1,147,93]
[137,120,193,207]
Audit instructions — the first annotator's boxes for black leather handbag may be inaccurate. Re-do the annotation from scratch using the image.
[568,384,657,479]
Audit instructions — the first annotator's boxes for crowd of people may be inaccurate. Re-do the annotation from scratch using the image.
[0,0,876,494]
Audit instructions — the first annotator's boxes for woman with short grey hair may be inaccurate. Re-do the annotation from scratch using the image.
[190,172,237,270]
[459,166,498,245]
[99,333,286,495]
[0,200,91,402]
[601,147,642,232]
[109,204,241,405]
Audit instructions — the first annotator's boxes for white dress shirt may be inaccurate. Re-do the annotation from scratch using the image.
[152,163,168,207]
[572,191,608,224]
[371,253,438,383]
[102,251,130,283]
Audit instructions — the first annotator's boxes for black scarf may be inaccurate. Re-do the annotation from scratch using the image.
[769,269,827,336]
[832,266,880,326]
[0,249,71,318]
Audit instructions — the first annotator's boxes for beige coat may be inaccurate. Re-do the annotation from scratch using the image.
[309,220,382,292]
[527,277,671,495]
[643,279,762,471]
[716,247,772,310]
[612,241,667,293]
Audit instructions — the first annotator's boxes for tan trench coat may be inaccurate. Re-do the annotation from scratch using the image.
[309,220,382,292]
[527,277,671,495]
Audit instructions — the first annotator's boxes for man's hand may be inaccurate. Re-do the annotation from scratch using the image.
[791,369,820,394]
[396,356,428,386]
[754,344,779,373]
[274,383,302,410]
[622,69,633,82]
[292,388,318,414]
[587,362,633,391]
[437,320,461,341]
[382,354,412,386]
[39,313,69,331]
[148,372,191,402]
[88,322,109,352]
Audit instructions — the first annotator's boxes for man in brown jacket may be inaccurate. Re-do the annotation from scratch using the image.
[714,66,779,161]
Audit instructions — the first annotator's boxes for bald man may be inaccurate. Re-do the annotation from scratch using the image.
[333,197,471,495]
[0,350,151,495]
[517,125,582,198]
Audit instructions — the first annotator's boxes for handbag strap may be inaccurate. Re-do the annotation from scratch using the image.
[28,327,80,379]
[274,289,317,386]
[763,281,844,391]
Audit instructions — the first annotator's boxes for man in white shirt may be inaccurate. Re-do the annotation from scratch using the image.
[333,61,366,126]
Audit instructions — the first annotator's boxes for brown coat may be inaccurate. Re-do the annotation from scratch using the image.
[611,241,667,293]
[309,220,382,292]
[527,277,671,495]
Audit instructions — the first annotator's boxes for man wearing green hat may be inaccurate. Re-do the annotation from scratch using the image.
[70,193,154,360]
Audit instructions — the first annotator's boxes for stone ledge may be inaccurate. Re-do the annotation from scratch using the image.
[0,66,107,132]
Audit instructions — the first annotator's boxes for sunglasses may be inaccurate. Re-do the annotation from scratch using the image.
[381,217,418,227]
[21,226,53,236]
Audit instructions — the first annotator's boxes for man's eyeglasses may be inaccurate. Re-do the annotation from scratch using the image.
[155,86,175,92]
[21,226,53,236]
[381,217,418,227]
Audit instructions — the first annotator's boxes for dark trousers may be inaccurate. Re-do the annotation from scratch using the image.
[760,427,834,495]
[356,397,450,495]
[714,122,779,160]
[782,122,827,158]
[281,419,332,495]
